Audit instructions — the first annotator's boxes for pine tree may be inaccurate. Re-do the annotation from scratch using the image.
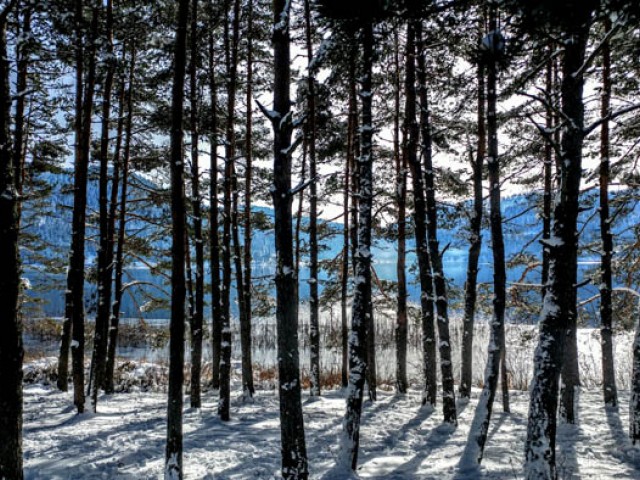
[165,0,189,475]
[0,2,23,478]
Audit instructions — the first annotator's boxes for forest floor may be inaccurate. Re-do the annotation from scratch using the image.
[23,377,640,479]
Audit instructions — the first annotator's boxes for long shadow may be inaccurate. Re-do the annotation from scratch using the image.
[378,402,467,479]
[556,389,580,480]
[605,403,640,470]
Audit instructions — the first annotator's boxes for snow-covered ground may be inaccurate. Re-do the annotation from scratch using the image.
[23,382,640,479]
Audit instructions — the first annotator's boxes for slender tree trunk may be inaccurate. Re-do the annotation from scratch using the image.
[340,127,351,390]
[165,0,189,475]
[271,1,308,477]
[471,11,509,463]
[304,0,321,398]
[188,0,204,409]
[524,12,591,478]
[13,4,29,215]
[599,18,617,408]
[218,0,240,421]
[0,6,23,478]
[104,48,134,394]
[342,54,358,389]
[541,57,553,300]
[60,3,98,412]
[208,18,221,392]
[342,20,374,471]
[631,307,640,443]
[459,19,485,400]
[395,27,408,395]
[405,21,437,408]
[416,22,457,424]
[242,0,255,399]
[89,0,116,412]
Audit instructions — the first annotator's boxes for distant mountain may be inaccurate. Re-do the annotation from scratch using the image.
[20,170,640,320]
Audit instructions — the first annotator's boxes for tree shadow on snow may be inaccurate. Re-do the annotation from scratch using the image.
[378,403,466,479]
[604,403,640,471]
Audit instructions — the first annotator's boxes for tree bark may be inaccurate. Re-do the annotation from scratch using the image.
[405,21,437,408]
[304,0,321,399]
[416,21,457,424]
[242,0,256,399]
[188,0,204,410]
[59,2,98,412]
[395,26,408,395]
[459,16,485,400]
[0,6,23,478]
[165,0,189,475]
[471,10,509,463]
[541,56,553,300]
[524,11,592,478]
[599,17,617,408]
[218,0,240,421]
[271,0,308,477]
[342,20,374,471]
[208,13,221,392]
[89,0,116,412]
[104,47,134,394]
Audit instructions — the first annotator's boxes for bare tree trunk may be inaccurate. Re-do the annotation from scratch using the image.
[188,0,204,409]
[405,21,437,408]
[89,0,116,412]
[59,2,98,412]
[342,20,374,471]
[208,14,221,392]
[469,10,509,462]
[524,11,591,478]
[340,115,351,389]
[165,0,189,475]
[0,5,23,478]
[270,0,308,477]
[242,0,256,399]
[394,26,408,394]
[218,0,240,421]
[541,56,553,299]
[459,15,485,400]
[599,17,617,408]
[104,47,135,394]
[13,3,29,214]
[416,21,456,424]
[304,0,321,398]
[631,307,640,443]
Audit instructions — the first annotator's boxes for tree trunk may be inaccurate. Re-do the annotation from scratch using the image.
[524,12,591,478]
[340,113,351,390]
[165,0,189,475]
[13,4,29,213]
[470,10,509,463]
[218,0,240,421]
[188,0,204,410]
[89,0,116,412]
[104,47,135,394]
[342,20,374,471]
[459,17,485,400]
[416,21,457,424]
[0,7,23,479]
[599,17,617,408]
[242,0,256,399]
[405,21,437,409]
[208,17,221,392]
[541,56,553,299]
[395,26,408,395]
[304,0,321,399]
[271,1,308,477]
[60,2,98,412]
[631,306,640,444]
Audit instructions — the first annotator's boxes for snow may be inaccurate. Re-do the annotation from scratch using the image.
[21,382,640,479]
